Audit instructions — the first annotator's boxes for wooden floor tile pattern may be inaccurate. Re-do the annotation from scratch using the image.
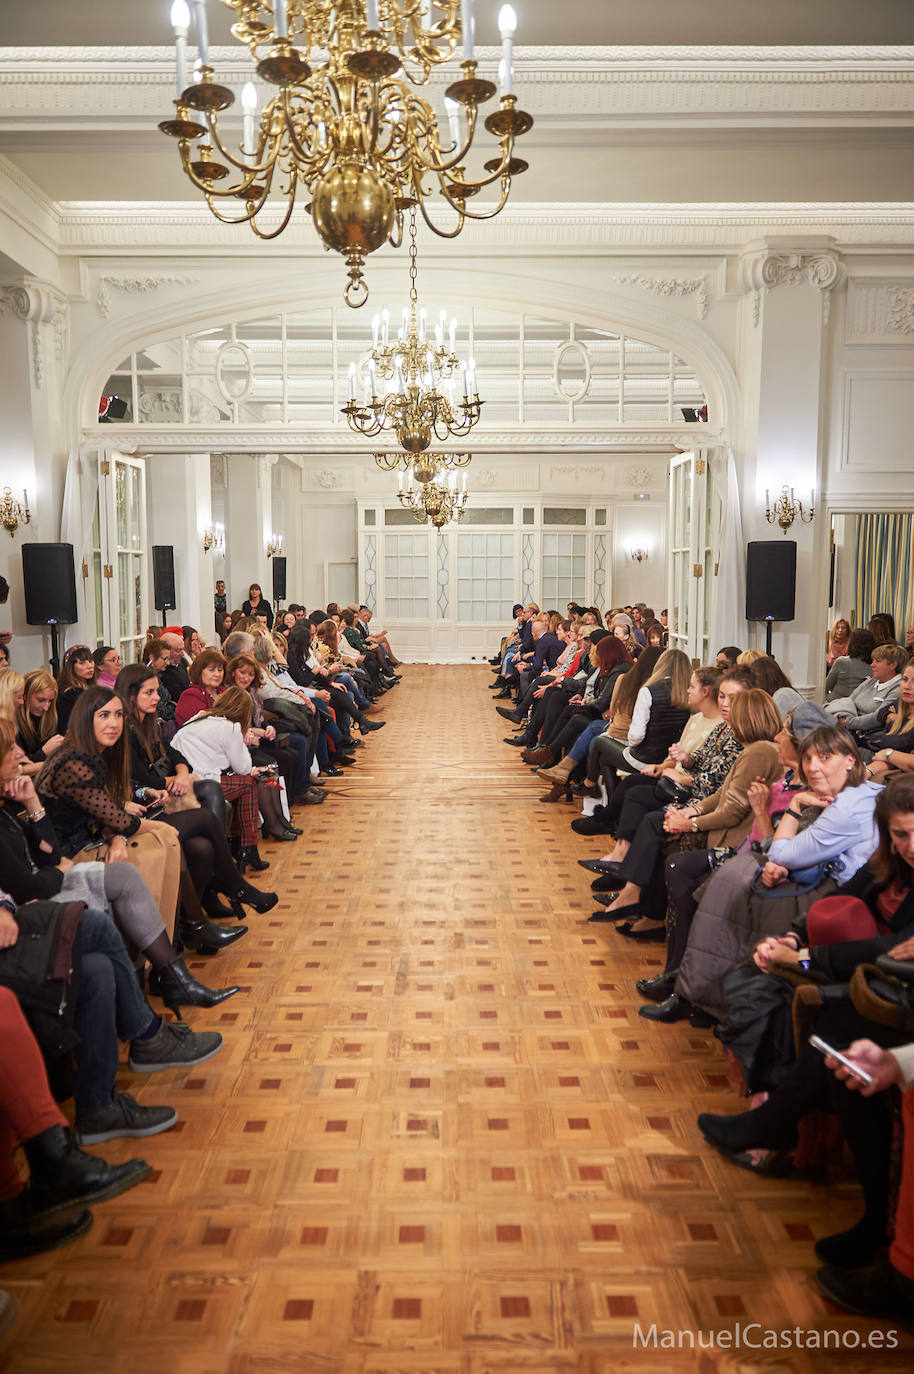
[4,665,912,1371]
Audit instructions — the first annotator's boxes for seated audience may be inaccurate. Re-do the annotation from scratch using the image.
[92,645,121,690]
[825,627,875,702]
[15,669,64,778]
[826,616,851,669]
[55,645,97,733]
[826,641,906,734]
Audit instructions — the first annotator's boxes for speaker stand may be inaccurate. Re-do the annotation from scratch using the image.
[765,617,774,656]
[48,623,61,678]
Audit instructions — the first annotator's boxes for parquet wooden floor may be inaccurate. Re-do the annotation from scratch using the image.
[4,665,912,1372]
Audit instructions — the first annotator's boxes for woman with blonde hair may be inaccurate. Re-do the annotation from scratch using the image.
[736,647,766,667]
[826,617,851,669]
[0,669,25,722]
[15,669,63,778]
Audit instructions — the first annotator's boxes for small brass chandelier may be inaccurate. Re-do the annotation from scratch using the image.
[0,487,30,537]
[398,462,468,528]
[765,484,815,534]
[342,210,481,449]
[374,448,471,476]
[159,1,532,305]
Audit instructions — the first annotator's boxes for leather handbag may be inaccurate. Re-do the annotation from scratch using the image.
[850,962,914,1033]
[655,774,692,807]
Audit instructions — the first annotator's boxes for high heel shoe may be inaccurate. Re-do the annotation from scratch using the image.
[263,827,299,842]
[148,960,240,1018]
[230,883,278,915]
[176,915,247,954]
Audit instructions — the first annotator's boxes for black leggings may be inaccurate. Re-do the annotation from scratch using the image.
[664,848,713,972]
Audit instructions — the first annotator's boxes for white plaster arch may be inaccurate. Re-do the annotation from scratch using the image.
[68,255,739,442]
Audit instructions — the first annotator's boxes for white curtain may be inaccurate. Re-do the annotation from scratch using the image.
[60,448,99,650]
[708,446,747,650]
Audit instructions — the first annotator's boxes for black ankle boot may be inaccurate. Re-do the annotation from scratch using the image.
[814,1215,888,1268]
[176,915,247,954]
[23,1125,151,1217]
[202,887,235,919]
[148,959,240,1018]
[241,845,270,872]
[0,1194,93,1262]
[231,882,278,915]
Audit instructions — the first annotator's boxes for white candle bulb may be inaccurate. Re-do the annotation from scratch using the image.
[241,80,258,155]
[171,0,191,96]
[367,0,379,29]
[467,356,476,393]
[444,96,460,148]
[371,313,380,346]
[348,362,356,399]
[460,362,468,399]
[191,0,209,67]
[398,470,403,491]
[402,305,409,332]
[765,488,770,507]
[419,307,427,342]
[274,0,288,39]
[382,308,389,343]
[460,0,474,60]
[449,317,457,352]
[498,4,516,96]
[434,322,443,346]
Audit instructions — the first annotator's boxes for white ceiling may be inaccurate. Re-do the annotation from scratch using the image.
[3,0,914,48]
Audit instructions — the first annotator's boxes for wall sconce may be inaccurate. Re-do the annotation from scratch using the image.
[765,485,814,535]
[629,546,649,563]
[202,522,224,554]
[266,533,283,558]
[1,487,31,536]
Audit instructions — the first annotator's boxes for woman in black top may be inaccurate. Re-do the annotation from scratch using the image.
[55,645,96,733]
[116,664,277,919]
[242,583,274,629]
[0,714,236,1013]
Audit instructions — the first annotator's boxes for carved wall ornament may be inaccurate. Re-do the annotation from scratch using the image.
[739,247,845,325]
[548,464,604,483]
[95,273,200,318]
[887,288,914,334]
[622,465,661,488]
[613,273,711,319]
[312,469,347,489]
[0,280,69,389]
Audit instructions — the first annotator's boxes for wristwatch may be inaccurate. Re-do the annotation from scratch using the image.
[690,817,700,832]
[885,748,894,761]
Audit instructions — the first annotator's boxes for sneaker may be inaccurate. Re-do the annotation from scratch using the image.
[128,1020,224,1074]
[76,1093,178,1145]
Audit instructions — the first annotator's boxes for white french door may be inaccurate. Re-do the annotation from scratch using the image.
[94,453,149,662]
[667,449,714,662]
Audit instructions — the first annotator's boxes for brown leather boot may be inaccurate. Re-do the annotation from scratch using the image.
[522,746,554,766]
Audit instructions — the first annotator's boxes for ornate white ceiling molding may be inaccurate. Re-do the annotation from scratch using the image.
[2,47,913,129]
[52,202,914,255]
[86,424,714,455]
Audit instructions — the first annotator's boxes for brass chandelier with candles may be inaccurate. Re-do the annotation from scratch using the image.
[397,462,468,528]
[160,1,533,305]
[342,210,481,450]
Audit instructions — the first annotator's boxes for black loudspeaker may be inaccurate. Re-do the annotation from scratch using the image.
[22,543,78,625]
[272,556,287,604]
[152,545,176,611]
[746,541,797,622]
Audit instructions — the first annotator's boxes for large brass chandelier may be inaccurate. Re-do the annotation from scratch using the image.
[398,461,468,528]
[342,210,481,449]
[160,1,533,305]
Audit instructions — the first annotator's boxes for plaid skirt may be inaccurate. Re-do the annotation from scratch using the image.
[219,773,261,846]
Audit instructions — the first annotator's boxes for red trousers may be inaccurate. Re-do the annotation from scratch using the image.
[891,1086,914,1282]
[0,987,66,1201]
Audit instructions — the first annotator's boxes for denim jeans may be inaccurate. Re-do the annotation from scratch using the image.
[335,671,370,709]
[569,718,607,764]
[74,908,156,1112]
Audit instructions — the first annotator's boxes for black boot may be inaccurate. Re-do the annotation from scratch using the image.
[176,914,247,953]
[23,1125,151,1217]
[0,1194,92,1262]
[230,882,278,916]
[241,845,270,872]
[202,887,235,919]
[148,959,240,1018]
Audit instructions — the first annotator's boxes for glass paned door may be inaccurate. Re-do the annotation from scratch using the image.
[97,453,148,664]
[667,450,710,661]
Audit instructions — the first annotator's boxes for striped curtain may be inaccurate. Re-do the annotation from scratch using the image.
[852,512,914,635]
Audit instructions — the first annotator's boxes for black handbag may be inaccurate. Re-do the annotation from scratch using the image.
[655,775,692,807]
[0,899,83,1061]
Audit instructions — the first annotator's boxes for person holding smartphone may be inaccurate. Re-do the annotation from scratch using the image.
[697,775,914,1272]
[817,1023,914,1330]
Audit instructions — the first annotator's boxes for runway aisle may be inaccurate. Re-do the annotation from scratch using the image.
[6,665,909,1371]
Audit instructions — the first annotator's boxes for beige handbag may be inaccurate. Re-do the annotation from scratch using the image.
[71,821,182,937]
